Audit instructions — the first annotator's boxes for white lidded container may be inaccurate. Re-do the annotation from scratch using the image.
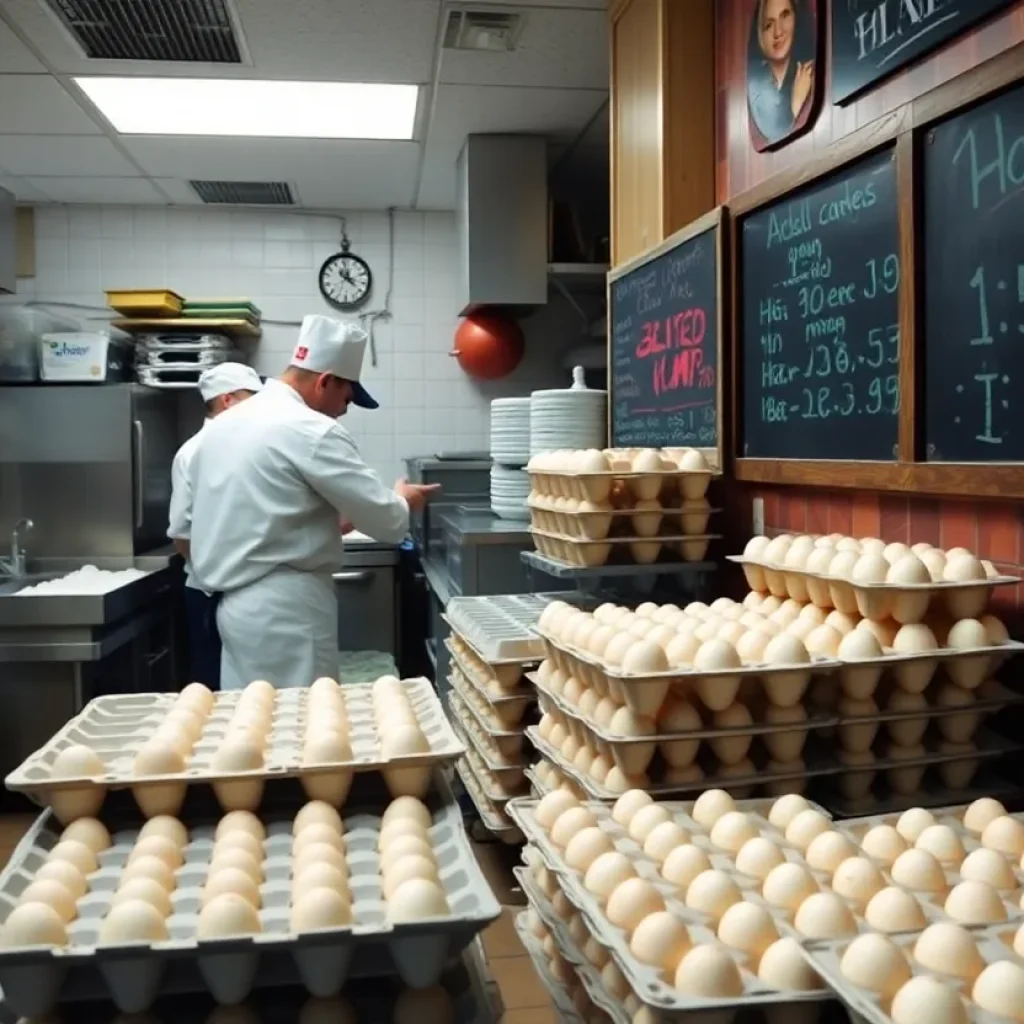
[39,331,127,382]
[0,305,80,382]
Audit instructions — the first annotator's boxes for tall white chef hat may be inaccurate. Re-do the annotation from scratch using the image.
[198,363,264,402]
[289,314,378,409]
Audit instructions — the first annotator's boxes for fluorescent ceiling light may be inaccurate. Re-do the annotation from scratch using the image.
[73,77,418,140]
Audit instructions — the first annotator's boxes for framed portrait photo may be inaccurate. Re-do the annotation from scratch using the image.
[746,0,823,152]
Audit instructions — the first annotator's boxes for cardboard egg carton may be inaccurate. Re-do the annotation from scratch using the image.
[525,762,582,801]
[444,642,535,728]
[727,554,1020,624]
[506,798,833,1018]
[531,528,716,568]
[7,680,463,821]
[536,625,840,719]
[446,692,526,788]
[801,923,1024,1024]
[0,783,501,1019]
[527,462,712,505]
[514,865,629,1024]
[453,759,524,844]
[525,719,1015,803]
[528,500,717,541]
[530,670,833,780]
[447,672,525,759]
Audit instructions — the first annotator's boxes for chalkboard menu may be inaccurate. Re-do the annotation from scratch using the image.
[832,0,1015,104]
[923,82,1024,462]
[740,147,900,461]
[608,214,720,450]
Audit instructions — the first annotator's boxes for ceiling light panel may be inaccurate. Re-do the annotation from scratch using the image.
[73,77,419,140]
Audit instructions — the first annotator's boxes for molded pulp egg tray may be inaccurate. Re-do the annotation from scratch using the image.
[444,639,536,726]
[443,593,554,662]
[507,795,1024,1020]
[0,778,501,1018]
[6,680,462,821]
[508,797,834,1019]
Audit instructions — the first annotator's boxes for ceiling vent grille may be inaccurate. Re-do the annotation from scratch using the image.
[444,9,521,52]
[190,181,295,205]
[42,0,242,63]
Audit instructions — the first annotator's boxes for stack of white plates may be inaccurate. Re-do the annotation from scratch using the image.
[489,397,531,466]
[490,464,531,521]
[530,366,607,456]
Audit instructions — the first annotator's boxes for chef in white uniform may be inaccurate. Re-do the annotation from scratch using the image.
[167,363,263,689]
[181,314,438,690]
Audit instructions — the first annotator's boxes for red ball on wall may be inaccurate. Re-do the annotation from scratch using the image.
[450,313,524,381]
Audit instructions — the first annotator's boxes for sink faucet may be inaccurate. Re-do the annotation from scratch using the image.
[0,518,33,578]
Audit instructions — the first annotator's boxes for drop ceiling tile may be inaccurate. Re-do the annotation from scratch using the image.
[0,20,45,72]
[440,8,607,89]
[1,0,440,81]
[0,135,140,176]
[0,75,102,134]
[22,177,166,203]
[0,173,52,202]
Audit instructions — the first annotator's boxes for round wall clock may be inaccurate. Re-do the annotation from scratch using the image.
[318,235,372,311]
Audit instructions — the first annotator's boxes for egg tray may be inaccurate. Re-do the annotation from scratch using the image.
[800,924,1024,1024]
[444,641,536,721]
[524,723,1015,803]
[533,683,831,782]
[444,593,568,663]
[832,805,1024,900]
[823,642,1023,697]
[453,759,524,845]
[514,865,630,1024]
[6,680,463,820]
[0,778,502,1019]
[0,963,490,1024]
[527,467,713,504]
[531,528,717,568]
[447,676,526,758]
[442,627,537,682]
[727,555,1020,624]
[535,626,841,718]
[528,502,719,541]
[506,800,833,1018]
[447,694,527,786]
[457,733,528,805]
[524,763,574,800]
[512,912,588,1023]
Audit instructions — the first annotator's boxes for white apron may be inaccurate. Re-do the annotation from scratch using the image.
[216,569,335,690]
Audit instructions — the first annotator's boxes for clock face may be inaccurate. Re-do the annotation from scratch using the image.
[319,252,372,310]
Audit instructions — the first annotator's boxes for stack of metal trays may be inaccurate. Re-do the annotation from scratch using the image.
[134,333,234,389]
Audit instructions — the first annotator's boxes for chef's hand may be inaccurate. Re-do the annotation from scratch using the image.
[339,518,355,535]
[395,478,441,511]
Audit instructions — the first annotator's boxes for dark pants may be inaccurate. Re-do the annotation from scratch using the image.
[185,585,222,690]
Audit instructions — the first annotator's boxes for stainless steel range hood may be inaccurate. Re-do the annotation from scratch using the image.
[455,135,548,316]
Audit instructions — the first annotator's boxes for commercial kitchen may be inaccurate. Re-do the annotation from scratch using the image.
[1,1,1024,1022]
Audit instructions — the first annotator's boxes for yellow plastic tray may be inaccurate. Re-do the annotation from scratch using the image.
[106,289,184,317]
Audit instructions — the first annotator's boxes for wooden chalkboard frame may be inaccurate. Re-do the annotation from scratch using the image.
[607,206,727,472]
[729,43,1024,499]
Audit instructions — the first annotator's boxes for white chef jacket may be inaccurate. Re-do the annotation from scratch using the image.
[167,419,210,591]
[185,379,409,594]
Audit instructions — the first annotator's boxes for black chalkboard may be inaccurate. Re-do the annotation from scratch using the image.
[608,211,721,451]
[832,0,1016,105]
[923,82,1024,462]
[740,146,900,461]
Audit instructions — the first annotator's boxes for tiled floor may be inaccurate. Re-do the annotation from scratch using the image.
[0,817,553,1022]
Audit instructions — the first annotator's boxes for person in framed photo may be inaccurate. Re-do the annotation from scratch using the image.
[747,0,819,149]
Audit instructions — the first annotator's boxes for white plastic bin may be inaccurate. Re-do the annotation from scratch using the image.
[0,305,81,382]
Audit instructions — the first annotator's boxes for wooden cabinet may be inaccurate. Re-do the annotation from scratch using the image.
[609,0,716,267]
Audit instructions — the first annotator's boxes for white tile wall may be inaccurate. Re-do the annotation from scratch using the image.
[8,204,598,481]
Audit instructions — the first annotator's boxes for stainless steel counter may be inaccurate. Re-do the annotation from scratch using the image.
[439,508,532,546]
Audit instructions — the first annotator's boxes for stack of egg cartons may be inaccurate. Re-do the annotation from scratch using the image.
[489,397,531,521]
[0,677,504,1022]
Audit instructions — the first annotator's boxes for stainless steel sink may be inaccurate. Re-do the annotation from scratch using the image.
[0,573,63,596]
